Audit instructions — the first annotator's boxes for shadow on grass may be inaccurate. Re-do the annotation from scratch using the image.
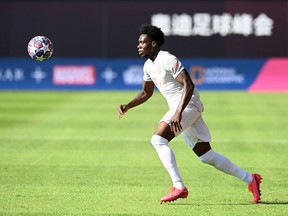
[163,201,288,206]
[259,201,288,205]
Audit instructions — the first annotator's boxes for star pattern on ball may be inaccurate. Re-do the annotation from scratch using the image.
[28,43,38,55]
[36,55,47,61]
[27,36,53,61]
[42,43,51,53]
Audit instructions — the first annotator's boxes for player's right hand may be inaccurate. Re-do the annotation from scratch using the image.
[170,112,183,133]
[118,104,129,119]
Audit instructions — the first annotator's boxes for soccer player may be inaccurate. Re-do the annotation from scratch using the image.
[118,24,262,204]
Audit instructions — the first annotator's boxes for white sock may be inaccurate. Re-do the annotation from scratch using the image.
[200,149,252,184]
[151,135,185,189]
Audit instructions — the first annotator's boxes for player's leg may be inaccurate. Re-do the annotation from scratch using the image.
[193,141,252,183]
[194,142,262,203]
[152,121,183,189]
[182,115,252,182]
[182,116,262,203]
[151,121,188,203]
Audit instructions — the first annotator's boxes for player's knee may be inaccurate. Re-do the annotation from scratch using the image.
[150,134,168,148]
[199,149,215,165]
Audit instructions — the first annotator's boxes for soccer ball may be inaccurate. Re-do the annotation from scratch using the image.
[27,36,53,61]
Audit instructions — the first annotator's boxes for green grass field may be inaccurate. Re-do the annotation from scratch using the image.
[0,91,287,216]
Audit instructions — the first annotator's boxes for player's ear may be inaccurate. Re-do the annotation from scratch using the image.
[151,41,157,47]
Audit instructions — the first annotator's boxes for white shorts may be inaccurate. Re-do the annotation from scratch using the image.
[160,105,211,149]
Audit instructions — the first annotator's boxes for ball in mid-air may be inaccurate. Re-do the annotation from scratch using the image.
[27,36,53,61]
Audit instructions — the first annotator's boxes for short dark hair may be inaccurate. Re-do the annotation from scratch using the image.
[140,24,164,47]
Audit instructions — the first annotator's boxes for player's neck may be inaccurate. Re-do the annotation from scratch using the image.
[149,49,160,62]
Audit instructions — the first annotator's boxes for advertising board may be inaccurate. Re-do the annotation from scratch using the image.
[1,58,287,91]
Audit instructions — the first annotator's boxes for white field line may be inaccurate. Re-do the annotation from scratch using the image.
[0,136,287,144]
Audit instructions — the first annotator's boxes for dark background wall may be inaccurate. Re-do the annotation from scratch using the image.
[0,0,287,58]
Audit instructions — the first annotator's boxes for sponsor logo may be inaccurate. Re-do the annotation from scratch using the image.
[190,66,205,85]
[122,65,143,85]
[0,67,25,82]
[190,66,245,85]
[53,65,96,85]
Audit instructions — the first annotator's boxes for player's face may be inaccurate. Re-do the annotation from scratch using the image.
[137,34,153,58]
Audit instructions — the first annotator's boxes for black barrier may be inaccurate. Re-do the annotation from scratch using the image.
[0,0,287,58]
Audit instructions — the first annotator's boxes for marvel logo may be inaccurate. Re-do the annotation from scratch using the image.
[53,65,96,85]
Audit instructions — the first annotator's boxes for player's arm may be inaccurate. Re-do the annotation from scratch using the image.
[118,80,155,119]
[170,69,195,132]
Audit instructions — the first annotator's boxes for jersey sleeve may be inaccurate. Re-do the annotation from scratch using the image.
[163,54,185,78]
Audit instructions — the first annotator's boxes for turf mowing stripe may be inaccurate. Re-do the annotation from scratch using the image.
[0,136,287,144]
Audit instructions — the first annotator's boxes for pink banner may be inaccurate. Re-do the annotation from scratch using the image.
[249,58,288,92]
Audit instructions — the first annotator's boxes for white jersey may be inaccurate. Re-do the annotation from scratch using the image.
[143,50,203,111]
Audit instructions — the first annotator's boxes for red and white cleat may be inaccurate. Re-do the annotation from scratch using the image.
[160,187,188,203]
[248,174,262,204]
